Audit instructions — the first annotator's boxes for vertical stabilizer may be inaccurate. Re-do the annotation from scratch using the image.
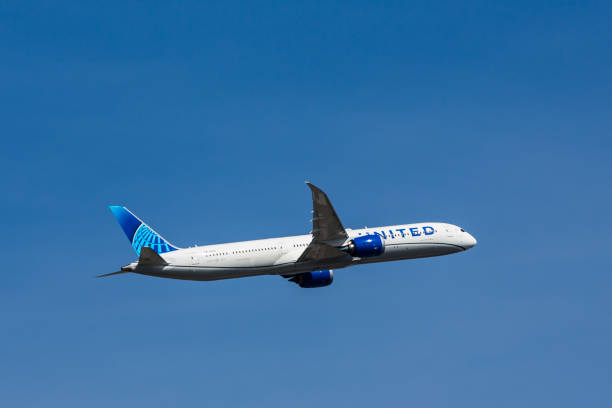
[109,206,179,255]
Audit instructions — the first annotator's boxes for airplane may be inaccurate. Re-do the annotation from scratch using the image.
[102,182,477,287]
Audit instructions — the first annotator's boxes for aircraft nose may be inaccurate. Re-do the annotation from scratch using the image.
[464,233,477,249]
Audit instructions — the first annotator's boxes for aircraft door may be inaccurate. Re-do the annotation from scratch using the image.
[445,225,455,238]
[190,254,199,265]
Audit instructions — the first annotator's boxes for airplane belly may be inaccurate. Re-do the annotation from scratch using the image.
[356,242,464,265]
[134,263,297,282]
[396,242,464,258]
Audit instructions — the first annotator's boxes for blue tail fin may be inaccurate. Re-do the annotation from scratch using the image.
[109,206,179,255]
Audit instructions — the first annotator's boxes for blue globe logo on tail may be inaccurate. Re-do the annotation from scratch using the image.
[109,206,178,256]
[131,224,177,255]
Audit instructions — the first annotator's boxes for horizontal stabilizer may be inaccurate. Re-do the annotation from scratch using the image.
[97,270,129,278]
[138,247,168,266]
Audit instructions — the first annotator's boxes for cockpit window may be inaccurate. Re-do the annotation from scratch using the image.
[460,228,465,232]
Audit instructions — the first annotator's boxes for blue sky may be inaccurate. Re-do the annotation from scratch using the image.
[1,1,611,406]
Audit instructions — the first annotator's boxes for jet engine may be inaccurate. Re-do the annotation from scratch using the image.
[346,234,384,257]
[288,270,334,288]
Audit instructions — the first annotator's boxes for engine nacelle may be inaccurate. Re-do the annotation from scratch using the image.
[289,270,334,288]
[347,234,384,257]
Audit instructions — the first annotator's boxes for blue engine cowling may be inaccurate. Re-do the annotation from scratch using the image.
[347,234,384,257]
[289,270,334,288]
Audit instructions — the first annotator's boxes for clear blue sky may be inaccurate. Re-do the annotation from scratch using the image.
[1,1,611,406]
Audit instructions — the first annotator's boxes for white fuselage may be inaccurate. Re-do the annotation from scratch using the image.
[125,222,477,281]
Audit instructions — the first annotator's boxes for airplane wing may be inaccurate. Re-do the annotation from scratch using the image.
[305,182,348,243]
[297,241,347,262]
[298,183,350,262]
